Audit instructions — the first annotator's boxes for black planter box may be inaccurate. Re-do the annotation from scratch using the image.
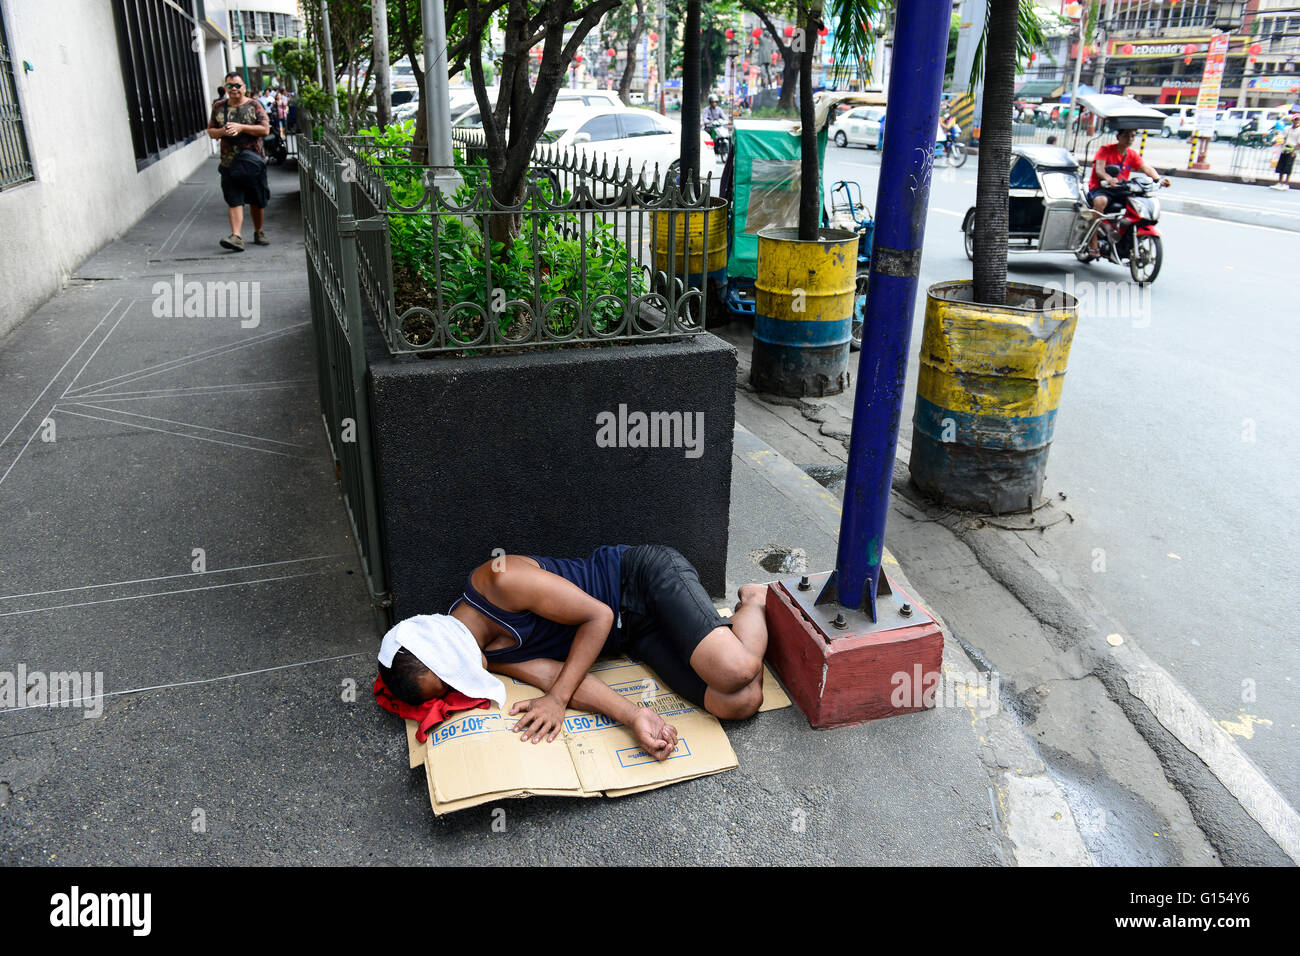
[367,334,737,621]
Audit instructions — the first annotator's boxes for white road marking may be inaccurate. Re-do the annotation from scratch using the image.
[0,554,350,602]
[66,322,308,397]
[1162,209,1300,236]
[931,208,963,217]
[53,407,316,459]
[68,401,309,448]
[1115,637,1300,864]
[0,570,327,618]
[0,653,365,714]
[0,298,123,451]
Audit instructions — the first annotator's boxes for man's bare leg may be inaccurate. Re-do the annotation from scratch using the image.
[228,204,243,237]
[694,583,769,720]
[251,205,265,231]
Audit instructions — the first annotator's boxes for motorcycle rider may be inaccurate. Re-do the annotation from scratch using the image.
[702,93,729,159]
[1086,127,1170,257]
[702,93,727,129]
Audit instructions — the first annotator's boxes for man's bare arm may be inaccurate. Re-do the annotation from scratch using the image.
[490,658,678,761]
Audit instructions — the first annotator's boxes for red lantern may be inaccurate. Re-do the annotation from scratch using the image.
[606,48,616,57]
[771,52,779,64]
[1028,53,1036,64]
[1250,43,1263,56]
[649,31,658,42]
[827,56,834,65]
[818,26,828,37]
[1122,43,1134,55]
[783,25,795,37]
[574,54,583,63]
[1183,43,1197,55]
[752,27,761,39]
[1183,55,1193,65]
[725,28,734,40]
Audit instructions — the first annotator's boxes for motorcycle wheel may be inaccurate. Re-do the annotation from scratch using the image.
[1128,234,1162,285]
[963,216,975,262]
[835,130,848,148]
[850,267,869,351]
[948,142,968,168]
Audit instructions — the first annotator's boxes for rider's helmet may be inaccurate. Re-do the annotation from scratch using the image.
[708,94,719,105]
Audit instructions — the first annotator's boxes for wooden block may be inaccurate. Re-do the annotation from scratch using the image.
[764,580,944,729]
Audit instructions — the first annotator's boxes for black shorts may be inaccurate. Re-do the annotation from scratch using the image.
[1277,150,1295,178]
[220,156,270,208]
[619,544,728,707]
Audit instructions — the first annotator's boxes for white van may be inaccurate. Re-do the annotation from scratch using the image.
[1160,105,1195,138]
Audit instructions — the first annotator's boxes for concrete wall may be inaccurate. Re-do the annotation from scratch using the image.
[368,335,738,622]
[0,0,214,339]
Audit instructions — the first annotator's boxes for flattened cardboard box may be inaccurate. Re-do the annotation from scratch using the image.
[402,655,791,815]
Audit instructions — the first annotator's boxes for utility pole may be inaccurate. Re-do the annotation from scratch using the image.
[1091,0,1116,91]
[420,0,458,187]
[321,0,338,117]
[657,0,667,113]
[372,0,392,129]
[1067,1,1087,151]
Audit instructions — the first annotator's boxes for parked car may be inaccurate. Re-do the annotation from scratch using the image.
[544,107,717,198]
[452,90,624,129]
[832,106,886,149]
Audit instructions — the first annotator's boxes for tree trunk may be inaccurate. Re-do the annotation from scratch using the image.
[797,6,819,240]
[777,53,799,111]
[680,0,702,185]
[618,0,645,106]
[972,0,1018,306]
[396,0,426,162]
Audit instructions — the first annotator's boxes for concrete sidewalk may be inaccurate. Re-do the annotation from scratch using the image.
[0,157,1082,865]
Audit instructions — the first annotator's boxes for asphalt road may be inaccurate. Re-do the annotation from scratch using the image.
[819,142,1300,811]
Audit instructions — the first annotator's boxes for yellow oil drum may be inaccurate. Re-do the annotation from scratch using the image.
[909,280,1079,513]
[750,227,857,397]
[650,197,728,324]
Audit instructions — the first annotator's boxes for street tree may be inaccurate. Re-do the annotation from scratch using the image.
[739,0,801,111]
[604,0,648,106]
[461,0,623,242]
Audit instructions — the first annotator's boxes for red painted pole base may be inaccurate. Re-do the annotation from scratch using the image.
[764,576,944,729]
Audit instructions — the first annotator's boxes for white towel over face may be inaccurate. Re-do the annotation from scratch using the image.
[378,614,506,708]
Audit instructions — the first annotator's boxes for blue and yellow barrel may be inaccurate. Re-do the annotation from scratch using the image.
[909,280,1078,513]
[650,197,729,327]
[750,227,858,397]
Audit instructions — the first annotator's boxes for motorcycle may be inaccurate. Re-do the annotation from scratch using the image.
[1076,165,1166,285]
[936,124,967,167]
[705,122,732,163]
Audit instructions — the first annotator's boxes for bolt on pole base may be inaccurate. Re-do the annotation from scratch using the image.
[763,572,944,729]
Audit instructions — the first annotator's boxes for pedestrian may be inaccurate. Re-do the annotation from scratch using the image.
[207,71,271,251]
[1272,113,1299,190]
[1045,135,1058,145]
[274,88,288,139]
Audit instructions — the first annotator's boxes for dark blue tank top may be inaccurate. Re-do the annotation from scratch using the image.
[449,545,630,663]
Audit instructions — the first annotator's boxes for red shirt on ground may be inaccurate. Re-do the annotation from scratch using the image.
[1088,143,1141,191]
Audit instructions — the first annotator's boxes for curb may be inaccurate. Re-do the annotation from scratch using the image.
[734,422,1095,866]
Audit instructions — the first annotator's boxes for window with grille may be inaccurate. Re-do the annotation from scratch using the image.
[111,0,206,170]
[0,3,34,191]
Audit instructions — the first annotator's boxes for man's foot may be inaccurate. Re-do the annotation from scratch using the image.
[253,230,269,245]
[220,234,245,251]
[736,583,767,608]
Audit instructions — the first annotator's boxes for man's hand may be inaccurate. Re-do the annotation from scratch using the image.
[511,694,566,743]
[631,707,678,761]
[1160,176,1171,187]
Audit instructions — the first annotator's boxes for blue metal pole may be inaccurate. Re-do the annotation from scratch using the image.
[822,0,953,621]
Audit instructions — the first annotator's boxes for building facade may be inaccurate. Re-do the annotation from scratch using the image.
[0,0,226,335]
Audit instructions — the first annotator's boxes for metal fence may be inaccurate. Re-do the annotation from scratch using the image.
[1229,142,1286,182]
[297,123,390,616]
[343,125,715,356]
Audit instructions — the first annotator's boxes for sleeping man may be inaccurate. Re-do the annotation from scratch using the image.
[377,544,769,761]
